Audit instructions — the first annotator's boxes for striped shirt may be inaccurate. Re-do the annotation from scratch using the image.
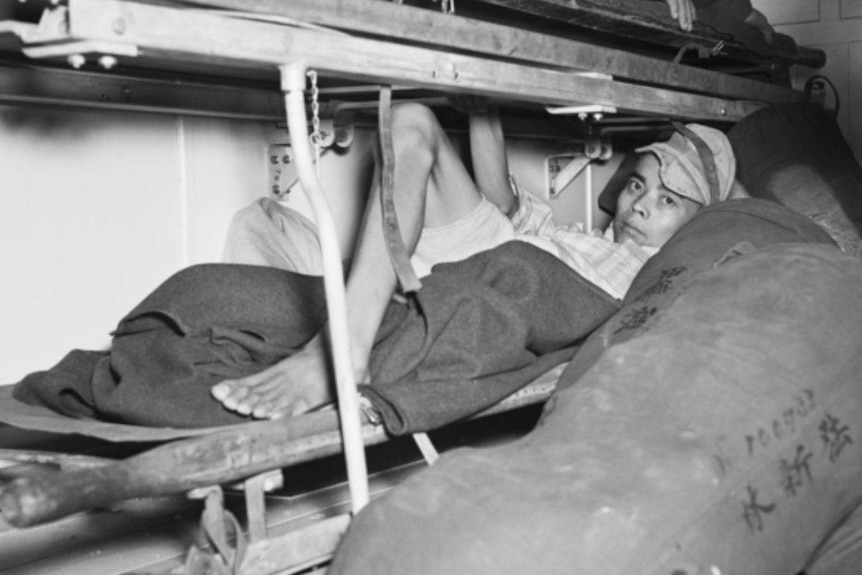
[510,186,655,300]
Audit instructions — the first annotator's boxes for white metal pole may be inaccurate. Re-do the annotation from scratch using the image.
[280,62,370,513]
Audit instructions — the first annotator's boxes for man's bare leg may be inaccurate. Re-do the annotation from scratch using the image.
[210,103,483,419]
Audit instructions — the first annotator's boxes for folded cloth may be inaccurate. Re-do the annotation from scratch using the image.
[222,198,325,274]
[14,242,619,431]
[12,349,109,420]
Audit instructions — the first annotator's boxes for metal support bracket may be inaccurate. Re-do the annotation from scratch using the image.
[23,39,139,70]
[14,4,139,67]
[0,20,39,39]
[312,116,355,149]
[186,485,246,573]
[546,139,612,198]
[241,470,284,543]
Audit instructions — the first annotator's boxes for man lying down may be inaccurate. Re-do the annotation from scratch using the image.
[12,0,752,431]
[214,100,745,421]
[10,101,744,432]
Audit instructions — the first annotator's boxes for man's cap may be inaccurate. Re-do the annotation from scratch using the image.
[635,123,736,206]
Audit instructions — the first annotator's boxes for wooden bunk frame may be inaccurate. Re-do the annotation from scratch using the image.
[0,1,823,573]
[0,0,813,120]
[0,365,561,573]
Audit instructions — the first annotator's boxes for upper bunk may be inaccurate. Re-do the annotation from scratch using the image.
[0,0,827,139]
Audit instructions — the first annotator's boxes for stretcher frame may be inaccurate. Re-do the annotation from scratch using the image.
[0,1,820,573]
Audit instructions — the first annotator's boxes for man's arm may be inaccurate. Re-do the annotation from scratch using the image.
[468,107,519,218]
[446,94,517,217]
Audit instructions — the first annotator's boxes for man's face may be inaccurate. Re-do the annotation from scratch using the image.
[613,154,701,249]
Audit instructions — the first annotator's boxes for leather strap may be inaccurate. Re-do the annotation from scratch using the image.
[671,120,721,205]
[379,86,422,292]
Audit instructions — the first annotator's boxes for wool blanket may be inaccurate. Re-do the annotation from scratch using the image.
[14,241,619,434]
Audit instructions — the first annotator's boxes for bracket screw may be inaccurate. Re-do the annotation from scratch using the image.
[98,55,117,70]
[67,54,85,69]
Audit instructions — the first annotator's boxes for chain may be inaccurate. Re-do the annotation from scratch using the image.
[307,69,322,176]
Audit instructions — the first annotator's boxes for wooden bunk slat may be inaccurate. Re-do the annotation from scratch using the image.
[0,65,286,120]
[178,0,806,104]
[240,514,350,575]
[0,364,562,529]
[472,0,826,68]
[0,410,386,527]
[20,0,761,121]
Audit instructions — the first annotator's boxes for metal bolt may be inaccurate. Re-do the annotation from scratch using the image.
[67,54,85,69]
[98,55,117,70]
[112,18,126,35]
[720,108,727,116]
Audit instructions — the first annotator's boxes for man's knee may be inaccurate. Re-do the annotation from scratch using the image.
[390,102,441,151]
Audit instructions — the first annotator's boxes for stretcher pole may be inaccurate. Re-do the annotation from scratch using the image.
[280,62,370,513]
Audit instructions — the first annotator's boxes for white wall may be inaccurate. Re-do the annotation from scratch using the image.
[1,107,179,384]
[0,106,359,385]
[756,0,862,160]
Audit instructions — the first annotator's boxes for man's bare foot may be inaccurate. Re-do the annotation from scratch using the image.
[210,337,334,419]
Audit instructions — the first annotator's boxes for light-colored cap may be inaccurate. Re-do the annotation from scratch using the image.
[635,123,736,206]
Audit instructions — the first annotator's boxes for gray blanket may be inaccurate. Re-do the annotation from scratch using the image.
[14,241,619,434]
